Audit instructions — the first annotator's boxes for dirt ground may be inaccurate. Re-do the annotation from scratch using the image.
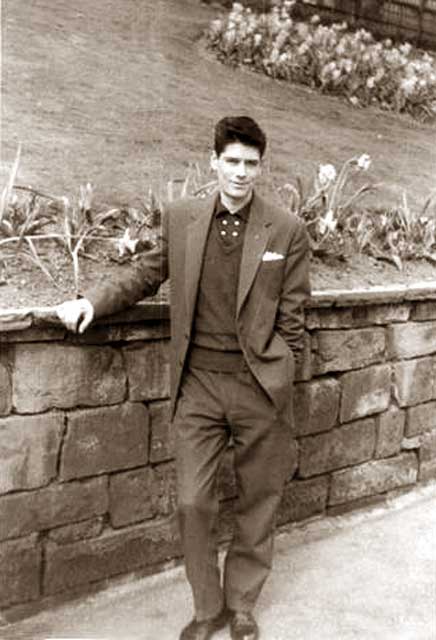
[1,0,436,310]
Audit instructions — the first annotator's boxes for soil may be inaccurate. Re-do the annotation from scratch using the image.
[2,0,436,311]
[1,241,436,312]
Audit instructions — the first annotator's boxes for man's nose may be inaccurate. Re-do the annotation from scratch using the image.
[236,161,247,177]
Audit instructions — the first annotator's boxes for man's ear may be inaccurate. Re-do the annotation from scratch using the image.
[210,151,218,172]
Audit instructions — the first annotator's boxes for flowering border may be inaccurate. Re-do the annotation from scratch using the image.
[206,1,436,121]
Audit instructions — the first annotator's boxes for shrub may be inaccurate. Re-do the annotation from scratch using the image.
[206,0,436,121]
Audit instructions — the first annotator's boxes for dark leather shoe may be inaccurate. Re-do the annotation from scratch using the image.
[180,607,229,640]
[229,610,259,640]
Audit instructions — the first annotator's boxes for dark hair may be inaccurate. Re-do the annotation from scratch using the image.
[214,116,267,158]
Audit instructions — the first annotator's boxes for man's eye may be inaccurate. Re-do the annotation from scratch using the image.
[246,161,259,168]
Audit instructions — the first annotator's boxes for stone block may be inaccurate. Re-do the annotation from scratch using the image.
[152,462,178,517]
[294,331,312,382]
[299,418,376,478]
[278,476,328,524]
[419,430,436,481]
[123,340,170,401]
[44,519,181,595]
[406,402,436,437]
[401,436,423,450]
[293,378,340,436]
[412,301,436,321]
[306,304,410,330]
[388,321,436,359]
[313,328,385,374]
[0,477,108,541]
[48,518,105,545]
[329,452,418,505]
[13,343,126,413]
[375,407,405,458]
[149,400,174,463]
[109,467,155,527]
[0,534,41,607]
[393,358,434,407]
[340,365,391,423]
[0,361,11,416]
[109,462,177,528]
[306,307,353,330]
[0,413,64,495]
[60,403,149,480]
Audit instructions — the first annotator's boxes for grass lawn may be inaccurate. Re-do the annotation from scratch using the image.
[2,0,436,210]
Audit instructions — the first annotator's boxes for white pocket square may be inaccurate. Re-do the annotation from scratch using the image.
[262,251,284,262]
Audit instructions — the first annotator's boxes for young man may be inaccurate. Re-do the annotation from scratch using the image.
[57,116,311,640]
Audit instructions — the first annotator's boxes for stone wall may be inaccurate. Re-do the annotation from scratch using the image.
[1,291,436,613]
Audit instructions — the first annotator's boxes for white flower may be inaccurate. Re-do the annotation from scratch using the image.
[297,42,309,55]
[366,77,376,89]
[318,209,337,235]
[116,227,139,257]
[318,163,337,186]
[357,154,371,171]
[254,33,262,47]
[400,76,417,96]
[343,58,353,74]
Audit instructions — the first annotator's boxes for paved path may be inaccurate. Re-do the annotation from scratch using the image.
[2,484,436,640]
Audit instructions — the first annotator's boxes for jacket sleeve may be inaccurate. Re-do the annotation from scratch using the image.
[275,218,311,364]
[83,207,169,319]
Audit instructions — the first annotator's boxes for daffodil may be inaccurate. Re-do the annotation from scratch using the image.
[116,227,139,257]
[318,164,337,186]
[357,154,371,171]
[318,209,337,235]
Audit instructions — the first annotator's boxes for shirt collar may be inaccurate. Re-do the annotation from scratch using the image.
[214,195,252,222]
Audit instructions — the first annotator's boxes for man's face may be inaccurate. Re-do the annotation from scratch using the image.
[211,142,262,204]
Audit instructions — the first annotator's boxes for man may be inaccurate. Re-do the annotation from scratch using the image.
[57,116,311,640]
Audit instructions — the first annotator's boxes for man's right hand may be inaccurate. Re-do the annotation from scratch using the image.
[56,298,95,334]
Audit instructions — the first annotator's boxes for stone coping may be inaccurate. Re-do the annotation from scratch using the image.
[1,281,436,332]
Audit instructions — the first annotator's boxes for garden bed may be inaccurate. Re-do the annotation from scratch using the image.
[2,242,436,313]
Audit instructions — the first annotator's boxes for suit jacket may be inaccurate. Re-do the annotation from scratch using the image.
[85,192,311,419]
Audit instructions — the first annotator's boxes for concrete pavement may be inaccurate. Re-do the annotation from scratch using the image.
[2,483,436,640]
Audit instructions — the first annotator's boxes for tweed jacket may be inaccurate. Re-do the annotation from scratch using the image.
[85,192,311,419]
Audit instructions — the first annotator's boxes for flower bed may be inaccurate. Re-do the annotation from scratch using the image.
[2,145,436,312]
[206,0,436,121]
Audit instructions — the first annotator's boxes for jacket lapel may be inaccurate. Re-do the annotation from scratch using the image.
[184,194,216,329]
[237,193,272,315]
